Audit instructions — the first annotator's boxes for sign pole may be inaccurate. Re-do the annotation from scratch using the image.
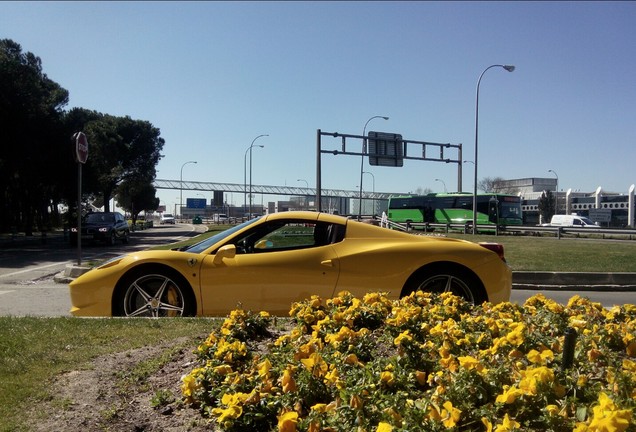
[77,162,82,265]
[74,132,89,266]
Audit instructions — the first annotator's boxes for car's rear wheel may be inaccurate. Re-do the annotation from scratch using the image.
[402,263,487,305]
[113,268,195,317]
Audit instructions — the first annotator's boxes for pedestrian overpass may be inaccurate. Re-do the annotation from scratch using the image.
[153,179,400,201]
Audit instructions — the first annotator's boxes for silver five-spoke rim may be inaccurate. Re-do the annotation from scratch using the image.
[123,274,185,317]
[417,274,475,303]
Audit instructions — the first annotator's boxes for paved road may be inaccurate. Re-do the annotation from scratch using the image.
[0,225,633,316]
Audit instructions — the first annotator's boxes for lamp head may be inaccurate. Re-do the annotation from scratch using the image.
[503,65,515,72]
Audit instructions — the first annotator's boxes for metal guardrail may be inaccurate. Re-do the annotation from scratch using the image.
[385,220,636,239]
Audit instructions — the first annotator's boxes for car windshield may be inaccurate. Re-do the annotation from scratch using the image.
[182,217,261,253]
[86,213,115,223]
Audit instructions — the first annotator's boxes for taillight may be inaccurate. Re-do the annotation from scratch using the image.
[478,242,506,262]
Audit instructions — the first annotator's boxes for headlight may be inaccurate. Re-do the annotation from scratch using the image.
[98,227,108,232]
[71,227,78,233]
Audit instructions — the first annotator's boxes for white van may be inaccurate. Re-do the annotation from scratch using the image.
[549,214,598,227]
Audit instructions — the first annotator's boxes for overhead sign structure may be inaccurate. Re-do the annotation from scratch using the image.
[74,132,89,164]
[367,131,404,167]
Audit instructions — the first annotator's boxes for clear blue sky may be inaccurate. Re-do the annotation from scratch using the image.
[2,1,635,210]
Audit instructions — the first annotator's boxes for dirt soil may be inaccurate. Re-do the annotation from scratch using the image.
[30,337,215,432]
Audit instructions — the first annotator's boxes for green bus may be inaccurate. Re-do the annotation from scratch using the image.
[387,193,523,227]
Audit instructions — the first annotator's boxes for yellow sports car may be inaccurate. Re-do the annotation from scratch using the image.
[69,211,511,317]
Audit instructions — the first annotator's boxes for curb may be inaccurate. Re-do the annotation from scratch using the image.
[513,271,636,291]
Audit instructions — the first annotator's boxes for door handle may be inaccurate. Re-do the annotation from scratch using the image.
[321,260,333,267]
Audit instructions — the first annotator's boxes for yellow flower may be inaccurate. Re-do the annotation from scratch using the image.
[442,401,461,428]
[324,366,340,386]
[376,422,393,432]
[380,370,395,387]
[258,358,272,379]
[458,355,484,372]
[301,352,328,378]
[278,411,298,432]
[211,405,242,425]
[311,401,338,413]
[545,404,560,416]
[281,368,297,393]
[428,401,461,428]
[505,323,525,346]
[527,349,554,364]
[494,413,520,432]
[519,366,555,396]
[394,330,413,346]
[496,385,523,404]
[587,393,632,432]
[482,417,493,432]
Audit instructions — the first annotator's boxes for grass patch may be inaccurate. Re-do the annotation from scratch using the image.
[445,233,636,272]
[0,317,219,432]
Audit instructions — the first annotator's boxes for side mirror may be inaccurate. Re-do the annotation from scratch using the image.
[213,244,236,264]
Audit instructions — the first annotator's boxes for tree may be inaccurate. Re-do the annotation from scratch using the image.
[478,176,519,194]
[0,39,69,234]
[83,115,164,213]
[414,187,433,195]
[116,180,160,225]
[538,190,556,225]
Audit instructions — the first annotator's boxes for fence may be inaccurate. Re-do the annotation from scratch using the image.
[384,219,636,240]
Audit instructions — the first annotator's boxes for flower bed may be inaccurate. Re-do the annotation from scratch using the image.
[182,291,635,432]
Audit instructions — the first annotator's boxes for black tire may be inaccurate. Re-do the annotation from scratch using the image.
[113,267,196,317]
[122,230,129,244]
[402,263,487,305]
[108,231,116,246]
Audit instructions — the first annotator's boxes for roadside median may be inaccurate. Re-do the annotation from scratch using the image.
[513,271,636,291]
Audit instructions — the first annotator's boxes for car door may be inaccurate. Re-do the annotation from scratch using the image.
[198,220,341,315]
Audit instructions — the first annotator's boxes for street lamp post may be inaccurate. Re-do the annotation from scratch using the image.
[180,160,197,220]
[435,178,447,193]
[549,169,559,215]
[359,115,388,219]
[297,179,309,210]
[244,135,267,218]
[363,171,376,215]
[473,64,515,234]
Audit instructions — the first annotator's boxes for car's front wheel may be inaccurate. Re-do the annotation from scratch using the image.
[113,268,195,317]
[402,263,487,305]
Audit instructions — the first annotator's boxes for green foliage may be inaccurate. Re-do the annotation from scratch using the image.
[538,190,556,224]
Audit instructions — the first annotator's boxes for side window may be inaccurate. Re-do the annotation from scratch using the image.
[231,221,345,254]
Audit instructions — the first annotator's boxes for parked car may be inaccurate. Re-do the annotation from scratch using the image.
[70,211,130,246]
[69,211,512,317]
[160,213,175,224]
